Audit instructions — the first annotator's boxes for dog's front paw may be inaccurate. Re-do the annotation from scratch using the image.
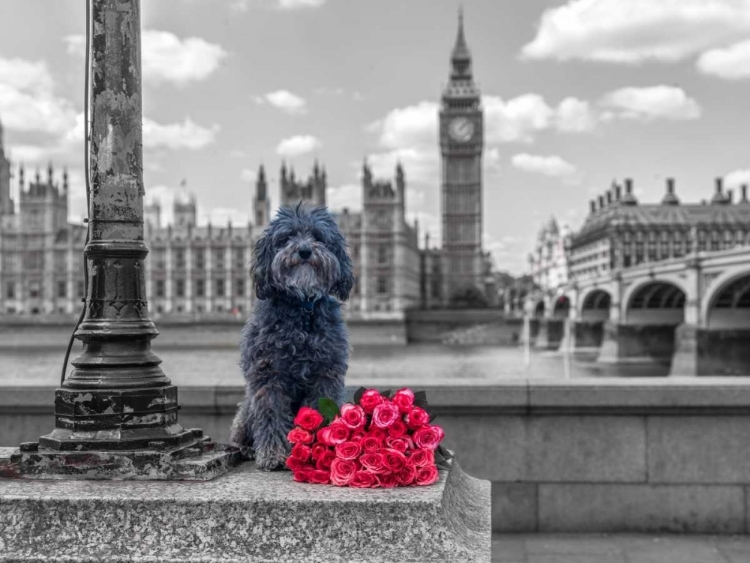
[255,450,289,472]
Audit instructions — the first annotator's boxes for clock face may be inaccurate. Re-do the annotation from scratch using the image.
[449,117,474,142]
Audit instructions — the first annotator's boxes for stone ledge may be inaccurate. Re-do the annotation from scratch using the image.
[0,458,490,563]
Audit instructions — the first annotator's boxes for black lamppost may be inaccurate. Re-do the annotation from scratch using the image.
[16,0,236,479]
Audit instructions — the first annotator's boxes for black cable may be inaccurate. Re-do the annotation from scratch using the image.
[61,0,92,386]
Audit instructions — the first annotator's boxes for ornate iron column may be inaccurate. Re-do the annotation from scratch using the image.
[15,0,238,479]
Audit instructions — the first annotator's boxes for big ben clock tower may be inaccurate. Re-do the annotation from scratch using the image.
[440,9,484,302]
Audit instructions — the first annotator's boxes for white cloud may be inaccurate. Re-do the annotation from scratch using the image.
[599,86,701,121]
[241,168,258,182]
[371,101,438,149]
[724,168,750,187]
[278,0,326,9]
[65,30,226,87]
[327,183,361,212]
[522,0,750,63]
[142,117,219,149]
[555,97,597,132]
[263,90,307,115]
[697,39,750,79]
[511,153,577,177]
[275,134,321,157]
[367,150,439,186]
[203,207,250,226]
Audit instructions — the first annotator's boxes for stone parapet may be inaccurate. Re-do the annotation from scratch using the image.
[0,457,490,563]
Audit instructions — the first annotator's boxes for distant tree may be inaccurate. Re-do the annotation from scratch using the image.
[448,285,489,309]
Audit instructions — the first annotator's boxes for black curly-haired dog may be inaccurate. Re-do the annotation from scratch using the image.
[230,204,353,471]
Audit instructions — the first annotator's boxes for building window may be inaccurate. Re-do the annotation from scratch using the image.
[29,281,41,299]
[57,281,67,298]
[195,279,205,297]
[175,279,185,298]
[235,278,245,297]
[194,249,205,270]
[24,251,44,271]
[215,249,225,270]
[216,278,225,297]
[5,282,14,299]
[174,249,186,270]
[156,279,165,298]
[55,251,67,273]
[77,281,85,298]
[153,249,166,270]
[378,245,388,264]
[377,277,388,295]
[233,248,245,270]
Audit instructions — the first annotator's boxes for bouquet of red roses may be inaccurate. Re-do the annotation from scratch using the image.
[285,387,452,488]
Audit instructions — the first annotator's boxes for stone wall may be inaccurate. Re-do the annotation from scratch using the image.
[5,378,750,533]
[405,309,522,345]
[598,322,676,364]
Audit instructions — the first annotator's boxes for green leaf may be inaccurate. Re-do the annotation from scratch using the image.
[353,386,367,405]
[317,397,340,425]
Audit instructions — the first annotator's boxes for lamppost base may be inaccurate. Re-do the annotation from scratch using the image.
[11,433,241,481]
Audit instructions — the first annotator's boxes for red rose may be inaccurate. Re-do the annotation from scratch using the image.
[340,404,366,430]
[382,448,407,473]
[315,450,336,471]
[396,463,417,486]
[415,465,439,486]
[290,443,312,463]
[327,422,350,445]
[413,425,445,451]
[350,430,365,443]
[287,427,313,445]
[405,407,430,430]
[310,469,331,484]
[330,458,357,486]
[359,389,384,414]
[293,466,314,483]
[360,452,388,474]
[388,420,408,438]
[293,407,324,432]
[317,427,333,446]
[367,428,387,441]
[409,448,434,468]
[335,441,361,461]
[385,436,409,453]
[392,388,415,413]
[362,436,381,454]
[351,470,379,488]
[378,472,398,488]
[286,456,309,472]
[311,443,329,461]
[372,402,400,429]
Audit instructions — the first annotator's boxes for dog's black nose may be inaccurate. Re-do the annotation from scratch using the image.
[299,247,312,260]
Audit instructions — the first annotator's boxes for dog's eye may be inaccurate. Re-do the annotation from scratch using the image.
[312,230,325,243]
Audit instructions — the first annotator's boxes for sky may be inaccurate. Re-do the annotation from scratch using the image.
[1,0,750,274]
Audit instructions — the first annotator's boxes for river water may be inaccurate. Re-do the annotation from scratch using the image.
[0,343,668,387]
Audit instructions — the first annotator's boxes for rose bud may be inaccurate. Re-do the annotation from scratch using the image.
[290,443,312,463]
[392,388,415,413]
[388,420,408,438]
[293,407,324,432]
[316,450,337,471]
[413,424,445,451]
[360,452,389,474]
[350,430,365,443]
[405,407,430,430]
[340,403,366,430]
[382,448,407,473]
[396,463,417,486]
[378,472,398,488]
[311,443,329,461]
[415,465,439,486]
[409,448,435,468]
[327,422,351,445]
[362,436,381,454]
[385,437,409,453]
[372,402,400,429]
[367,428,387,442]
[293,467,313,483]
[335,441,361,461]
[351,470,380,488]
[310,469,331,484]
[287,427,313,445]
[330,458,358,486]
[359,389,384,414]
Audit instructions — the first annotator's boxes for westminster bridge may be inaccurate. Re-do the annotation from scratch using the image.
[527,245,750,375]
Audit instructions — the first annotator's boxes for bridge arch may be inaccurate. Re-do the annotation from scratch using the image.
[624,280,686,325]
[552,295,570,319]
[533,300,545,317]
[704,270,750,329]
[580,289,611,322]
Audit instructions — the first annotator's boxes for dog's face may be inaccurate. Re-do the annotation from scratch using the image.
[252,205,354,302]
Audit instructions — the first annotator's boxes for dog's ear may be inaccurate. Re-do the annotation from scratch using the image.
[331,234,355,302]
[251,228,275,300]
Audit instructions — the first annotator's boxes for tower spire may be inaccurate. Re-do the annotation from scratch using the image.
[450,6,472,80]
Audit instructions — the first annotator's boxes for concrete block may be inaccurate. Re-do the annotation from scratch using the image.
[491,483,537,532]
[527,416,646,482]
[648,416,750,483]
[0,459,491,563]
[538,484,744,533]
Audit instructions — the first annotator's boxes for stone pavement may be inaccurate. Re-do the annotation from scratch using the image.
[492,534,750,563]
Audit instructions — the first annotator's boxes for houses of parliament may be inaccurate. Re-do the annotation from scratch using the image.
[0,14,494,318]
